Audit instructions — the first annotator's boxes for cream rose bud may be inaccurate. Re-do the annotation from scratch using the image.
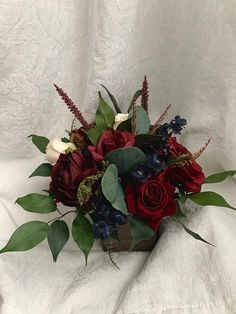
[113,113,129,130]
[46,138,76,165]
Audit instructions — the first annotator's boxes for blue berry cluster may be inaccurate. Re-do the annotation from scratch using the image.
[157,115,187,136]
[131,149,166,182]
[170,115,187,134]
[92,199,127,240]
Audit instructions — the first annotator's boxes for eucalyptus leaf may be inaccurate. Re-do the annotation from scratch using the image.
[101,84,122,113]
[204,170,236,184]
[95,92,115,129]
[112,184,128,214]
[188,191,236,210]
[28,134,49,154]
[129,106,150,135]
[47,220,69,262]
[16,193,57,214]
[0,221,50,253]
[104,147,147,175]
[72,214,95,265]
[29,163,52,178]
[101,164,119,204]
[127,89,142,113]
[101,164,128,214]
[130,216,155,246]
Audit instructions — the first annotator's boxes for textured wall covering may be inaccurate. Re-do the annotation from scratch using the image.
[0,0,235,167]
[0,1,236,313]
[0,0,94,158]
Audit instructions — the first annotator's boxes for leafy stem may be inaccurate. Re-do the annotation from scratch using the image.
[48,210,77,224]
[56,208,63,215]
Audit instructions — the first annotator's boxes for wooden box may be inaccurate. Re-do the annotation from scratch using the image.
[102,220,158,252]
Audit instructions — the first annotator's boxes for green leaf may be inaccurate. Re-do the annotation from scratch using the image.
[72,214,95,265]
[127,90,142,113]
[173,203,186,219]
[95,92,115,129]
[172,218,215,246]
[42,189,50,194]
[204,170,236,184]
[116,118,132,132]
[179,190,188,204]
[47,220,69,262]
[129,106,150,135]
[0,221,50,253]
[29,163,53,178]
[104,147,147,175]
[130,216,155,245]
[101,164,119,203]
[28,134,49,154]
[16,193,57,214]
[188,191,236,210]
[101,84,122,114]
[101,164,128,214]
[112,184,128,214]
[42,189,56,199]
[83,126,105,145]
[183,225,215,246]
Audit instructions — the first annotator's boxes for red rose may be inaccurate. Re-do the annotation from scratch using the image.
[50,150,98,206]
[160,162,205,193]
[168,137,188,156]
[88,130,135,162]
[160,137,205,192]
[125,175,177,230]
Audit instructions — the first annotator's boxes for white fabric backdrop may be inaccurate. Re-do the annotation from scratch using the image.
[0,1,236,313]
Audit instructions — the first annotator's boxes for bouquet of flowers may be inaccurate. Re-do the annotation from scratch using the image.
[1,77,235,267]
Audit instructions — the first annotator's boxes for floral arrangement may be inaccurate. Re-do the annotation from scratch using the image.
[1,77,235,267]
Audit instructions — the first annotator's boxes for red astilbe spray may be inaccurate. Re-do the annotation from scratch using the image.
[54,84,90,129]
[141,75,149,113]
[131,106,137,135]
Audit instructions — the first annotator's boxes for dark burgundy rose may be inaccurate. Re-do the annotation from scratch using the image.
[88,130,135,162]
[50,150,98,206]
[161,137,205,192]
[125,175,177,230]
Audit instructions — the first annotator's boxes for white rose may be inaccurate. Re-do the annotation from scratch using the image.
[113,113,129,130]
[46,138,76,165]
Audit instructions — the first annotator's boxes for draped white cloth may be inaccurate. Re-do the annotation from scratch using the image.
[0,1,236,313]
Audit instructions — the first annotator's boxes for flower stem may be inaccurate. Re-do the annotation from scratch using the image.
[56,208,63,215]
[48,210,77,224]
